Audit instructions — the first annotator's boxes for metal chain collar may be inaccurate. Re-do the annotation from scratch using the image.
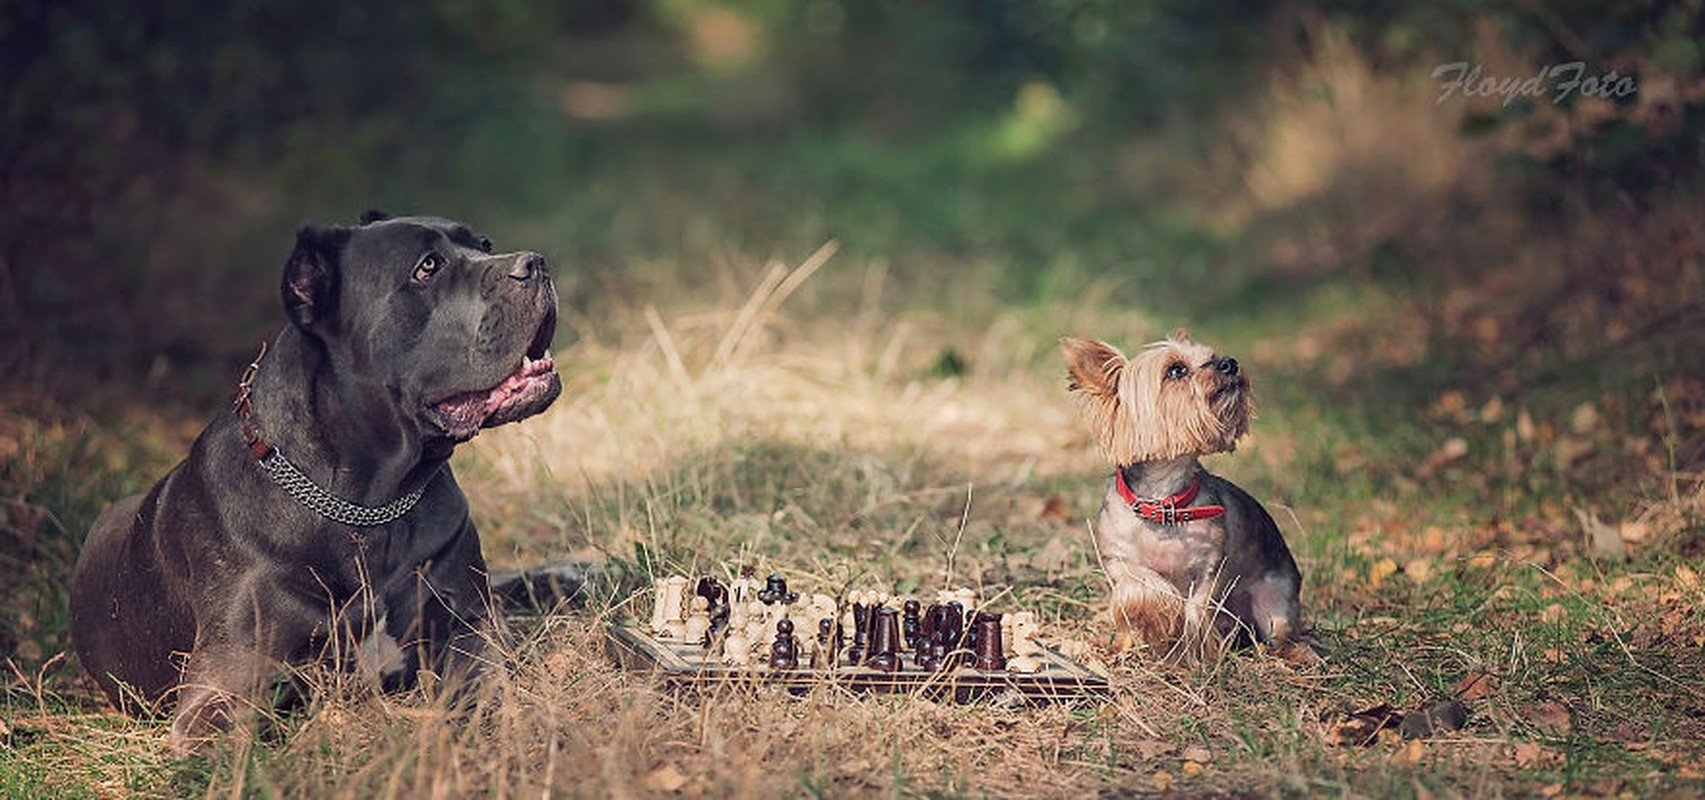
[255,448,429,528]
[234,340,431,528]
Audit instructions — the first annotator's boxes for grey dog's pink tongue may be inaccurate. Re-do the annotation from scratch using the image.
[434,355,555,435]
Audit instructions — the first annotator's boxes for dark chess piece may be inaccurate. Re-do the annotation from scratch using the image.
[915,603,939,668]
[757,573,798,605]
[865,606,901,672]
[902,599,921,652]
[815,617,836,669]
[697,576,730,636]
[848,600,871,663]
[937,602,966,670]
[769,618,798,670]
[972,612,1006,671]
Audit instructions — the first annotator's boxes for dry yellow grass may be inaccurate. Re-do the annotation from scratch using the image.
[10,26,1705,795]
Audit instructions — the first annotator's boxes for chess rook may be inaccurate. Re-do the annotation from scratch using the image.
[973,612,1006,671]
[865,606,901,672]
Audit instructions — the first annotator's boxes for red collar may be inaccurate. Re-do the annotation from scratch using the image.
[1115,469,1226,524]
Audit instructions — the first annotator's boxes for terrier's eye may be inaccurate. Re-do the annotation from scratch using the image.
[412,252,443,282]
[1165,362,1189,380]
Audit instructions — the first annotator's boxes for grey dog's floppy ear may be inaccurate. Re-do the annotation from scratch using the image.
[281,225,349,330]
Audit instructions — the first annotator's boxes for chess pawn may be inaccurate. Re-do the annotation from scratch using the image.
[804,593,837,655]
[813,617,836,669]
[865,606,901,672]
[769,618,799,670]
[972,612,1005,671]
[684,595,712,646]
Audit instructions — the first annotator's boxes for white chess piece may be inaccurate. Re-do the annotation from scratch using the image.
[729,577,756,609]
[745,600,773,653]
[1007,611,1042,673]
[722,626,752,666]
[660,575,690,642]
[796,614,817,667]
[684,595,711,645]
[1002,610,1037,658]
[649,577,670,634]
[804,593,837,647]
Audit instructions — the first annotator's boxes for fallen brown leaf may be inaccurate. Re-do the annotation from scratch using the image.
[1038,495,1071,522]
[1451,670,1499,702]
[1325,703,1402,747]
[1574,508,1627,561]
[1525,701,1573,734]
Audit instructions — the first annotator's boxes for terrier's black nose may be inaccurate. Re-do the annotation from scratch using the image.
[1214,357,1239,376]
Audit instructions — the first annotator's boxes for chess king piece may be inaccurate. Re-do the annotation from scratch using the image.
[769,618,799,670]
[1062,333,1302,653]
[902,598,922,652]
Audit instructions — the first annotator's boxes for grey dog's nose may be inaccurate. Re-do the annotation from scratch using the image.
[508,252,545,281]
[1214,357,1239,376]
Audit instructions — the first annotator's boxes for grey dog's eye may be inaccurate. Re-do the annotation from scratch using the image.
[413,253,443,282]
[1165,363,1189,380]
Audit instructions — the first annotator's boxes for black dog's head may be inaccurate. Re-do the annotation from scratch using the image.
[281,211,562,442]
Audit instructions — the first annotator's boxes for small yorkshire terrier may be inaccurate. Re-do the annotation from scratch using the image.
[1062,331,1301,654]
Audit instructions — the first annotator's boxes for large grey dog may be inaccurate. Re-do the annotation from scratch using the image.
[70,212,562,754]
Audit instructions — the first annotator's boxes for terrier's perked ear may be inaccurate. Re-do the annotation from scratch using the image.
[1061,337,1140,464]
[1061,337,1125,400]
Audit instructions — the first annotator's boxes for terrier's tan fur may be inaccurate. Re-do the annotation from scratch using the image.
[1063,332,1301,656]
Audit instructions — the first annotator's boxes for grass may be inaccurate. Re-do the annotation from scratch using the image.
[5,28,1705,800]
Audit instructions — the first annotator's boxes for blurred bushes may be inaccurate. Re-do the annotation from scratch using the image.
[2,0,1700,406]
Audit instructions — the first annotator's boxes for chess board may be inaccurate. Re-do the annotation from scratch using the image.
[605,623,1110,704]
